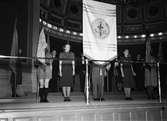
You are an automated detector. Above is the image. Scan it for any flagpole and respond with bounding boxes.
[85,59,89,104]
[36,71,39,103]
[157,62,162,103]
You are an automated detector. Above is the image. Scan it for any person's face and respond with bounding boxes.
[19,49,22,54]
[114,62,119,67]
[64,44,70,52]
[137,54,141,60]
[45,48,49,55]
[52,50,56,57]
[123,49,129,57]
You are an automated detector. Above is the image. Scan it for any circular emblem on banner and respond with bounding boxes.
[92,18,110,39]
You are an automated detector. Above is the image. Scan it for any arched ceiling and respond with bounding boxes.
[40,0,167,35]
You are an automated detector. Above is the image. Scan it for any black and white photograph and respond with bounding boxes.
[0,0,167,121]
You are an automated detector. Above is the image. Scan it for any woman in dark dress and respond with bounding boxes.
[134,54,144,91]
[59,44,75,101]
[49,50,59,92]
[16,49,22,85]
[78,54,86,92]
[120,49,136,100]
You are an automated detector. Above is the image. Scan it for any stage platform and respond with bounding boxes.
[0,92,167,121]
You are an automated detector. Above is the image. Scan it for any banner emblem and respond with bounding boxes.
[92,18,110,39]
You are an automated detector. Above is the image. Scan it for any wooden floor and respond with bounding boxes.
[0,92,167,121]
[0,91,151,103]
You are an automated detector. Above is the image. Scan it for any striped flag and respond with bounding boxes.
[83,0,117,64]
[36,27,47,64]
[10,19,18,64]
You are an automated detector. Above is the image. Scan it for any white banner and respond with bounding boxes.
[37,27,47,64]
[83,0,117,64]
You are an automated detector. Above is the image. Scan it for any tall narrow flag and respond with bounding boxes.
[83,0,117,64]
[10,19,18,64]
[36,27,47,64]
[145,38,151,87]
[145,39,151,63]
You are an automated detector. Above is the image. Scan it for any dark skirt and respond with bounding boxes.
[122,68,135,88]
[59,64,73,87]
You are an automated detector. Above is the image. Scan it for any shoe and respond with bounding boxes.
[16,94,20,97]
[125,97,133,100]
[64,97,67,102]
[128,97,133,100]
[40,96,45,103]
[64,97,70,102]
[44,99,49,103]
[67,97,71,101]
[94,98,100,101]
[100,98,105,101]
[40,99,45,102]
[125,97,128,100]
[43,88,49,103]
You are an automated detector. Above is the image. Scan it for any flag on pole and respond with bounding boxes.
[145,38,151,87]
[83,0,117,64]
[10,19,18,64]
[145,39,151,63]
[36,27,47,64]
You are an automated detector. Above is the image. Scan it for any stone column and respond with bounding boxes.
[27,0,40,93]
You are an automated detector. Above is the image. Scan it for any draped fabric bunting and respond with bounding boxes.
[36,27,47,64]
[83,0,117,64]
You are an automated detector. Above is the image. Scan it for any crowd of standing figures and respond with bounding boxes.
[9,44,165,103]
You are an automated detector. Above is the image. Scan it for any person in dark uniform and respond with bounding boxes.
[9,65,16,97]
[120,49,136,100]
[59,44,75,101]
[134,54,144,91]
[13,49,25,97]
[78,54,86,92]
[113,60,123,92]
[49,50,59,92]
[16,49,22,86]
[91,61,111,101]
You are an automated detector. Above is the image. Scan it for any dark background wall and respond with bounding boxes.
[0,0,28,56]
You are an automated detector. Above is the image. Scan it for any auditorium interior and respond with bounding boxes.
[0,0,167,121]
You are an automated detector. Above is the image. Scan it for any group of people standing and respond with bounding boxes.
[113,49,159,100]
[9,44,159,102]
[36,43,135,103]
[37,43,112,102]
[111,49,136,100]
[37,44,75,102]
[36,44,160,102]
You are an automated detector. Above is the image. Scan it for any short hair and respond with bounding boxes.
[123,49,129,54]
